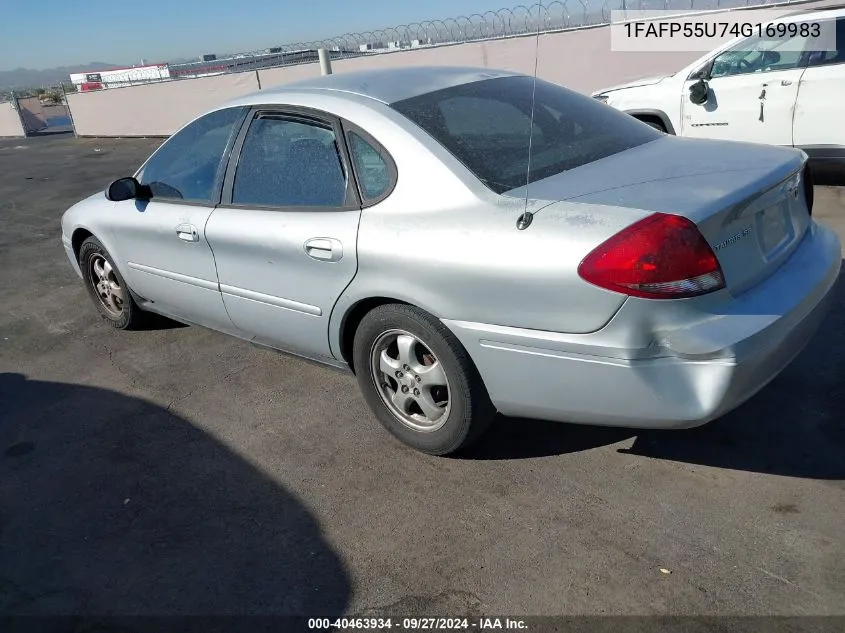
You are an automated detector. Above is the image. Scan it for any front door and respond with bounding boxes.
[110,106,247,330]
[681,32,809,146]
[205,108,363,361]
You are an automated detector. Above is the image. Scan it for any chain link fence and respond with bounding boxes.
[78,0,804,89]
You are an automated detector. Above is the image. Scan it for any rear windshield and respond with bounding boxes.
[390,76,660,194]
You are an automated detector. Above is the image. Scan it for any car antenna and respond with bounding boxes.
[517,4,542,232]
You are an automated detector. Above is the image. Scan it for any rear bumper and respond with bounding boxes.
[443,222,841,429]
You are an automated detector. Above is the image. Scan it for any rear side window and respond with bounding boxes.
[348,132,392,201]
[390,76,659,194]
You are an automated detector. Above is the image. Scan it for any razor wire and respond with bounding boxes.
[84,0,803,87]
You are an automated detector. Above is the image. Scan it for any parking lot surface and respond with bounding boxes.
[1,135,843,623]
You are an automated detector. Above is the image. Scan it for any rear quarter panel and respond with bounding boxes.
[332,194,639,356]
[315,94,651,359]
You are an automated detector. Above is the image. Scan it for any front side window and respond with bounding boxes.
[710,32,811,78]
[390,76,659,194]
[232,115,347,208]
[348,132,392,201]
[137,107,244,203]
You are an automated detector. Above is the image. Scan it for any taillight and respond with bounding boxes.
[577,213,725,299]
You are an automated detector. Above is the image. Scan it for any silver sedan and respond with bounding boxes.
[60,66,841,455]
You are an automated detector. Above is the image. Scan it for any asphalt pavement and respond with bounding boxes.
[1,134,843,629]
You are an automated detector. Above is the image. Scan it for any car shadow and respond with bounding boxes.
[0,373,350,630]
[464,263,845,480]
[142,311,189,330]
[464,415,634,461]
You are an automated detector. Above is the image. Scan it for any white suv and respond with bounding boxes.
[592,7,845,183]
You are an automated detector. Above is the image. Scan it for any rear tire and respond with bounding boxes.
[353,304,495,455]
[79,236,146,330]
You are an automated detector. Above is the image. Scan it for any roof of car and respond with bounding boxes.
[250,66,526,105]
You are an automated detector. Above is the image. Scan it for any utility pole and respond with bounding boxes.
[318,48,333,75]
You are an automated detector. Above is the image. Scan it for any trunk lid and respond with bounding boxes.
[508,136,810,297]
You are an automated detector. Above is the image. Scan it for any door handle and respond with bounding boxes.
[304,237,343,262]
[175,223,199,242]
[781,79,793,86]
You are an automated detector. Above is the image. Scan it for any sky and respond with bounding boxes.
[0,0,538,71]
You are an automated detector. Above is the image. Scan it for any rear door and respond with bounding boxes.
[204,107,363,361]
[681,32,809,145]
[792,17,845,156]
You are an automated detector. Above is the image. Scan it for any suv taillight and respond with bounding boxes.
[577,213,726,299]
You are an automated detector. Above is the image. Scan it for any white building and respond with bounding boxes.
[69,64,171,91]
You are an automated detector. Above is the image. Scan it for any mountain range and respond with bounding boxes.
[0,63,123,90]
[0,58,208,90]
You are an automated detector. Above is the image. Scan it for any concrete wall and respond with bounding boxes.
[65,0,838,137]
[67,71,260,137]
[324,28,703,96]
[257,63,323,91]
[0,102,25,137]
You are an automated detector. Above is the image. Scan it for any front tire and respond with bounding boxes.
[79,236,145,330]
[353,304,495,456]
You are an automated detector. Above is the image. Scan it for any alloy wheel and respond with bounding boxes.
[89,254,125,318]
[370,329,451,432]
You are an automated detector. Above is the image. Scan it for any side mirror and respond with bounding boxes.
[688,60,712,82]
[689,78,709,106]
[106,177,150,202]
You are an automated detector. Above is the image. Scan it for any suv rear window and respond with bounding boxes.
[390,76,660,194]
